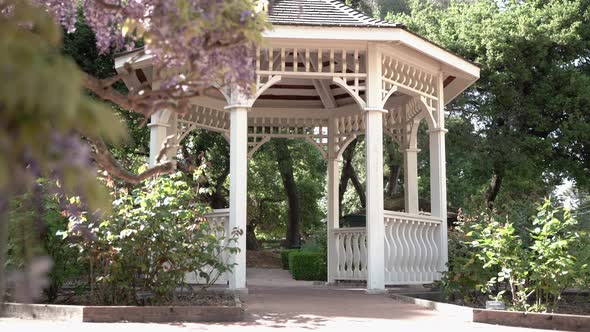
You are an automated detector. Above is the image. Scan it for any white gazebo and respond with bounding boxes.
[115,0,480,293]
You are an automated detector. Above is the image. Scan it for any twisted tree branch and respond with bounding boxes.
[88,136,178,184]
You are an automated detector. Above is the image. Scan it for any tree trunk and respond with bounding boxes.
[386,164,401,197]
[338,138,366,214]
[209,167,229,209]
[485,171,503,208]
[246,222,259,251]
[0,193,8,310]
[273,139,301,248]
[348,165,366,208]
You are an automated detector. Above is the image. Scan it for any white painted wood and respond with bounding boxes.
[383,211,441,284]
[364,42,385,291]
[327,117,340,283]
[184,209,230,285]
[332,227,367,280]
[263,26,480,79]
[228,105,249,290]
[331,211,441,284]
[429,73,448,273]
[148,110,172,167]
[403,148,420,214]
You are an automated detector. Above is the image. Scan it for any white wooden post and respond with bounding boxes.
[429,72,448,273]
[148,110,173,167]
[227,104,249,292]
[327,117,340,283]
[402,101,420,214]
[364,42,386,292]
[403,147,420,214]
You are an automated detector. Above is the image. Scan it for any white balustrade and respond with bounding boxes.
[383,210,441,284]
[331,210,442,284]
[333,227,367,280]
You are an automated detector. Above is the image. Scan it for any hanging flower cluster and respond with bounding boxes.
[30,0,268,105]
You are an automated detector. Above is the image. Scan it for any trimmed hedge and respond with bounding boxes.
[288,251,327,281]
[280,249,299,270]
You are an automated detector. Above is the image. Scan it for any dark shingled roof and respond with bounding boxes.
[267,0,404,28]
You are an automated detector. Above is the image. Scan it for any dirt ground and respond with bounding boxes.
[246,250,281,268]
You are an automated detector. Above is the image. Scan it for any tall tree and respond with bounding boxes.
[387,0,590,208]
[272,139,301,248]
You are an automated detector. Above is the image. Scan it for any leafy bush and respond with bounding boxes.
[280,249,299,270]
[300,224,327,253]
[443,199,589,312]
[288,251,326,281]
[64,171,241,305]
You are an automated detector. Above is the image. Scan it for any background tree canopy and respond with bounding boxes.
[357,0,590,210]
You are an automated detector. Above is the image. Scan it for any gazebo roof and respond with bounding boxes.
[267,0,403,28]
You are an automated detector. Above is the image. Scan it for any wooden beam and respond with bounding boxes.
[312,79,338,108]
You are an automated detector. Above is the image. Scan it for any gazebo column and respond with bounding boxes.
[403,147,420,214]
[326,117,340,284]
[429,73,449,273]
[148,109,174,167]
[227,104,249,293]
[364,42,386,292]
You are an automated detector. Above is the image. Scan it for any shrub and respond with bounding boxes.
[280,249,299,270]
[288,251,326,281]
[443,199,589,312]
[64,171,241,305]
[300,225,327,253]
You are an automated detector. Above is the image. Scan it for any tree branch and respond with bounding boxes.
[88,136,177,184]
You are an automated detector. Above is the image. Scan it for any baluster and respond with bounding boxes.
[281,48,286,72]
[352,232,361,278]
[412,221,420,282]
[384,219,392,281]
[293,48,298,72]
[417,222,427,282]
[354,49,359,93]
[341,49,346,74]
[427,224,436,280]
[339,233,346,277]
[305,48,310,72]
[330,49,335,73]
[360,231,368,278]
[393,219,402,283]
[318,48,323,73]
[345,233,353,278]
[402,219,411,282]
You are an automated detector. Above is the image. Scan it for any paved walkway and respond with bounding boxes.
[0,268,560,331]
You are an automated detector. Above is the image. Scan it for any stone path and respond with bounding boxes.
[0,268,560,331]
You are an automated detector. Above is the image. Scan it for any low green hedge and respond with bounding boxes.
[288,251,327,281]
[280,249,299,270]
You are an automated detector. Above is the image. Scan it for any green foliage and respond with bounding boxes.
[7,183,85,302]
[384,0,590,207]
[280,249,299,270]
[63,171,240,305]
[288,251,327,281]
[248,139,326,242]
[0,0,125,206]
[443,199,589,312]
[300,224,327,253]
